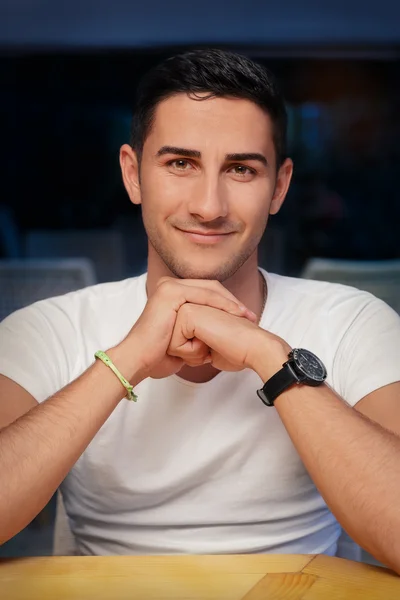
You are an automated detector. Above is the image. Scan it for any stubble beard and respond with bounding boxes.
[145,220,264,282]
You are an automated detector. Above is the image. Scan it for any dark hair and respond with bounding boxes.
[130,48,287,169]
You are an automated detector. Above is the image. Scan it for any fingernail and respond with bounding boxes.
[203,357,212,364]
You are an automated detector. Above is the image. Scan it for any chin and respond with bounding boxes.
[148,233,255,282]
[174,269,226,281]
[165,257,247,282]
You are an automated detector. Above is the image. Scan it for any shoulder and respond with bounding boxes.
[39,272,147,315]
[2,272,147,336]
[262,269,399,365]
[263,271,400,406]
[265,270,396,324]
[266,270,367,301]
[0,273,148,402]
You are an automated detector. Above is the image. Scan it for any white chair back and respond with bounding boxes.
[302,258,400,313]
[53,492,77,556]
[26,229,127,283]
[0,258,96,321]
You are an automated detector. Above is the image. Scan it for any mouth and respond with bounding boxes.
[176,228,234,245]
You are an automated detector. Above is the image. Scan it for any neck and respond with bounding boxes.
[145,245,266,383]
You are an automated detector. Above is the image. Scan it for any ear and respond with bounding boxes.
[119,144,142,206]
[269,158,294,215]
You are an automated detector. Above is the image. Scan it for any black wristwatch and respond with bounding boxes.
[257,348,327,407]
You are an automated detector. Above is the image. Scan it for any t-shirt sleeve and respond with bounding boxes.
[0,299,79,403]
[332,294,400,407]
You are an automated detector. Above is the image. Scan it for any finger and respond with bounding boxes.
[157,279,256,320]
[157,277,257,322]
[171,303,256,372]
[177,279,257,320]
[168,336,210,366]
[168,307,206,364]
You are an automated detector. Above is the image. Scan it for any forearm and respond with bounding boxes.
[273,382,400,571]
[0,342,141,544]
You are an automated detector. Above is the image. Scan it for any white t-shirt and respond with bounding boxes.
[0,270,399,556]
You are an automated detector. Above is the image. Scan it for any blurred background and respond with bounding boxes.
[0,0,399,559]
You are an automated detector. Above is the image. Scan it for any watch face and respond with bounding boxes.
[292,348,327,383]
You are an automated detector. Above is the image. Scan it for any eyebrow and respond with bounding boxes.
[156,146,201,159]
[226,153,268,167]
[156,146,268,167]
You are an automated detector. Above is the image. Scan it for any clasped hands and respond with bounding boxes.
[127,276,290,382]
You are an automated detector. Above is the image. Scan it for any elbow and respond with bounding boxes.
[383,556,400,577]
[384,527,400,575]
[387,551,400,577]
[368,541,400,576]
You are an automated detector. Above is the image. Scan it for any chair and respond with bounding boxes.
[336,529,362,561]
[26,229,127,283]
[301,258,400,313]
[0,258,96,552]
[53,492,77,556]
[0,258,96,322]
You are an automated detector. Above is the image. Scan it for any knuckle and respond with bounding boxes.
[156,278,176,296]
[180,302,193,316]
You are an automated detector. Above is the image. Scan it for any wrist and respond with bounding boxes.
[106,340,147,388]
[248,331,291,383]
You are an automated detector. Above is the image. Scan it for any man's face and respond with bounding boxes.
[123,94,292,281]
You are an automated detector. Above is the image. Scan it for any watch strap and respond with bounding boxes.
[257,362,299,406]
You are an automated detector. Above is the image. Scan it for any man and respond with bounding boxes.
[0,49,399,570]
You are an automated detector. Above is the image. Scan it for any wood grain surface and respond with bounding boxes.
[0,554,399,599]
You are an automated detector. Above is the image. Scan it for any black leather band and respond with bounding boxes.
[257,362,299,406]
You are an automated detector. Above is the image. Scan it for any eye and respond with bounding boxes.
[229,165,256,178]
[168,159,193,171]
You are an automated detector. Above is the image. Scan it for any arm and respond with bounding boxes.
[0,345,141,544]
[169,303,400,573]
[254,360,400,573]
[0,279,254,544]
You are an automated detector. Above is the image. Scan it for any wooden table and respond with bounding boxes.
[0,554,399,599]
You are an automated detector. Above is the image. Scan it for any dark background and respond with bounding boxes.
[2,47,399,276]
[1,0,400,278]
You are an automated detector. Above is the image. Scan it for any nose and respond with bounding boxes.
[187,171,228,222]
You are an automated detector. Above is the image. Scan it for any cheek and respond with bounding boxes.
[142,170,195,215]
[229,183,272,227]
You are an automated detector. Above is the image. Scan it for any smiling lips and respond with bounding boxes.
[177,228,234,244]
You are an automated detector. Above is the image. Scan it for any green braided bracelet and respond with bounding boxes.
[94,350,138,402]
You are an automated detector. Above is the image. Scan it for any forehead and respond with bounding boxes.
[145,93,275,159]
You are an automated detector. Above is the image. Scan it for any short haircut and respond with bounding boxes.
[130,48,287,169]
